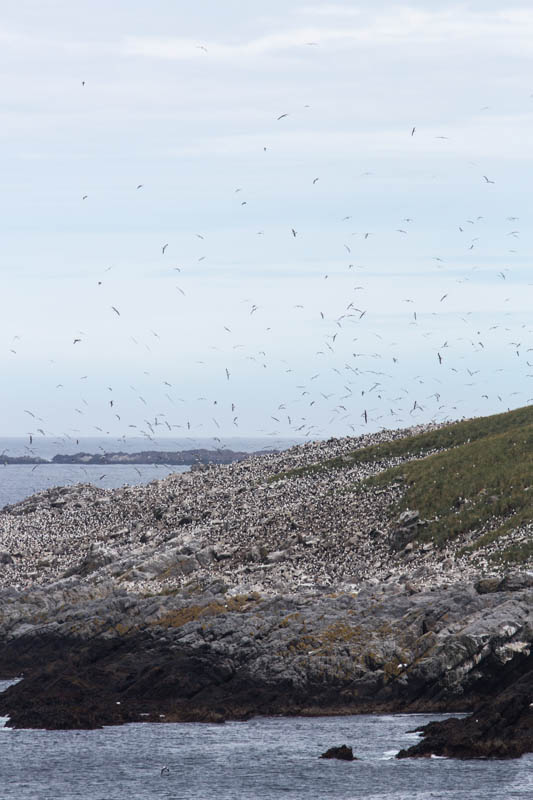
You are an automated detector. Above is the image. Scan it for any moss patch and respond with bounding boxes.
[152,595,258,629]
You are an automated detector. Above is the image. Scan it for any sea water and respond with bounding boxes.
[0,702,530,799]
[0,436,301,508]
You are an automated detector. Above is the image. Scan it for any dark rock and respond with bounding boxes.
[65,544,117,577]
[476,573,533,595]
[397,660,533,760]
[320,745,356,760]
[390,527,418,550]
[475,577,501,594]
[153,506,167,521]
[498,572,533,593]
[390,510,421,550]
[0,576,533,741]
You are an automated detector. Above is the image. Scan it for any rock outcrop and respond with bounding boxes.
[320,745,356,760]
[1,575,533,733]
[397,665,533,759]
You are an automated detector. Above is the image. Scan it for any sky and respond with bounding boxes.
[1,1,532,442]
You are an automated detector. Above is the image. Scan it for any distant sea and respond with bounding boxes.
[0,436,303,509]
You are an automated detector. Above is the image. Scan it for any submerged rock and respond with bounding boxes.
[320,745,356,761]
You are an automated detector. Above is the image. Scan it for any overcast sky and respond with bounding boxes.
[1,1,532,442]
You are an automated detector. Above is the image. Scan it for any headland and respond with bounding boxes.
[0,405,532,758]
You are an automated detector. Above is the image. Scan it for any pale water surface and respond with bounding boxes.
[0,705,530,799]
[0,463,187,509]
[0,436,300,508]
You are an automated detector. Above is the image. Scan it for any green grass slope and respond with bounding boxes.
[367,411,533,556]
[279,404,533,479]
[278,405,533,563]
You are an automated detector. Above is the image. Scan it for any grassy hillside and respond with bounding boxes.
[278,405,533,563]
[366,412,532,557]
[279,405,533,479]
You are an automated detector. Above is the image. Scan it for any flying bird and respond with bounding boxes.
[111,306,120,316]
[483,175,495,184]
[277,113,289,120]
[162,243,168,254]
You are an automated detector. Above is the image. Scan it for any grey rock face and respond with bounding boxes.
[498,572,533,592]
[66,544,118,578]
[390,509,422,550]
[1,576,533,722]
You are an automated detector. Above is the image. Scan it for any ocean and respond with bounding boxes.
[0,436,302,508]
[0,691,529,799]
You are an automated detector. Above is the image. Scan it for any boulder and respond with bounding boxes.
[397,664,533,760]
[320,745,356,761]
[498,573,533,593]
[68,544,118,577]
[475,577,501,595]
[397,510,420,527]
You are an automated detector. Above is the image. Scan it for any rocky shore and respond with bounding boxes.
[0,416,532,758]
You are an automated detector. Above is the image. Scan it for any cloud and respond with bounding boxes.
[120,30,329,60]
[296,4,364,17]
[119,9,533,62]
